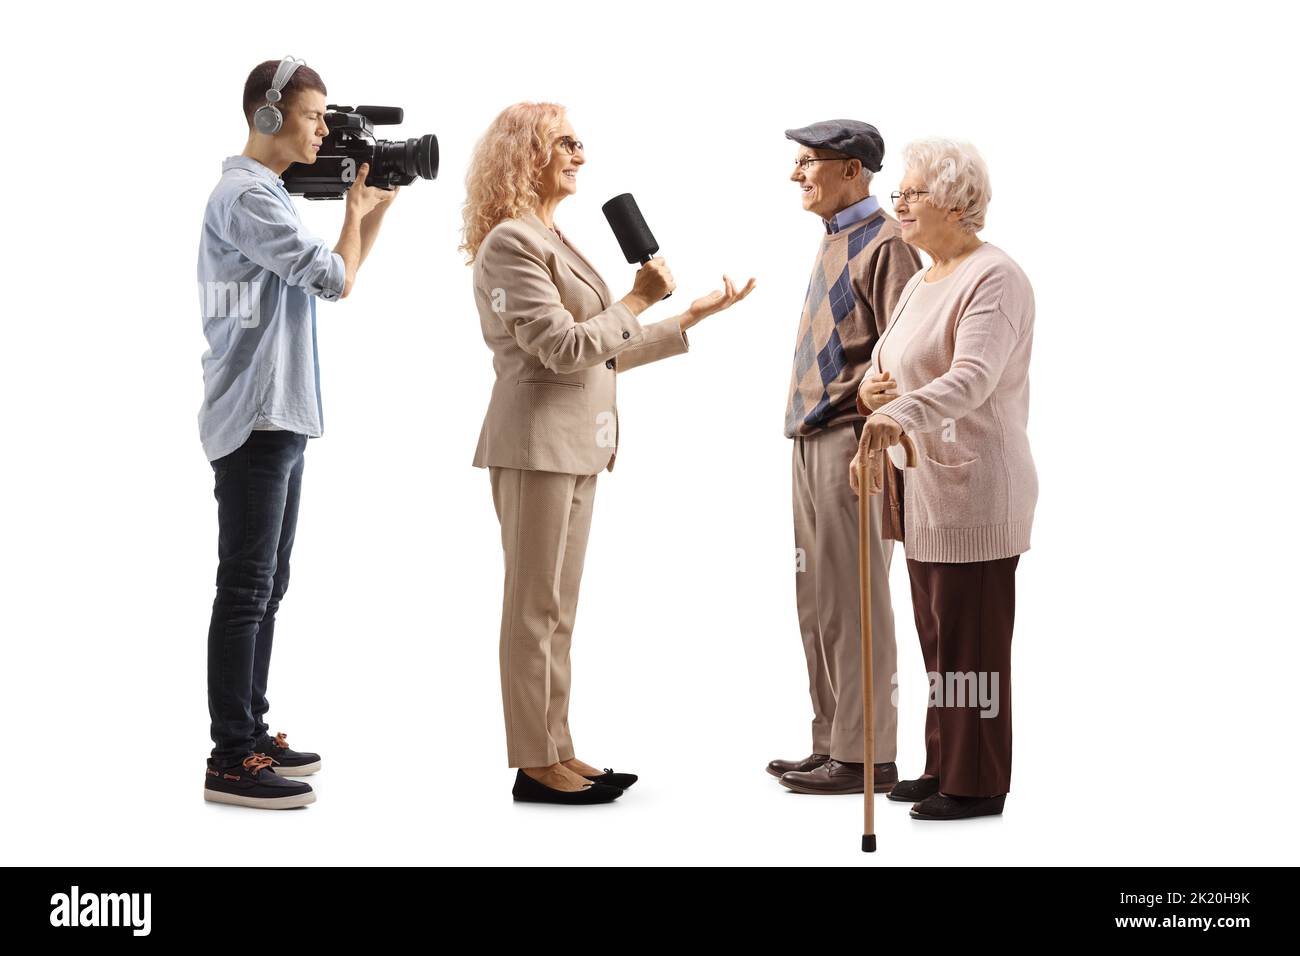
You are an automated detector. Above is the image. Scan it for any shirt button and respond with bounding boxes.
[605,359,615,369]
[622,330,631,339]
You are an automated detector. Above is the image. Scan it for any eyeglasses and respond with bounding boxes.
[890,189,930,205]
[556,136,584,156]
[794,157,850,172]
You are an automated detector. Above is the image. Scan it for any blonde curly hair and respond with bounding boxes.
[460,102,568,262]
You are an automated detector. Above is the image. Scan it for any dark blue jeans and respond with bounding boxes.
[206,430,307,765]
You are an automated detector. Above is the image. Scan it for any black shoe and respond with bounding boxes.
[253,731,321,776]
[512,769,623,805]
[204,753,315,810]
[909,792,1006,820]
[581,768,638,789]
[766,753,829,779]
[887,774,942,803]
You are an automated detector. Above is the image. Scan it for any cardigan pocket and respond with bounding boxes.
[924,450,979,469]
[919,454,981,527]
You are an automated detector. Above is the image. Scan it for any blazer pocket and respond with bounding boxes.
[517,379,585,389]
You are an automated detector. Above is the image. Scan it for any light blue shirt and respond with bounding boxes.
[196,156,345,461]
[824,194,881,234]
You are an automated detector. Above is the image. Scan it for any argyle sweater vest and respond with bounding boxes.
[784,210,917,438]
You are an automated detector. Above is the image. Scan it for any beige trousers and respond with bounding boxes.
[792,423,898,763]
[489,466,597,768]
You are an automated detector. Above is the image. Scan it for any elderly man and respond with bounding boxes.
[769,120,922,795]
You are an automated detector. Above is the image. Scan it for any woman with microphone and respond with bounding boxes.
[462,102,754,805]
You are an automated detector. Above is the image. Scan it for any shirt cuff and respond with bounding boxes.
[316,252,346,301]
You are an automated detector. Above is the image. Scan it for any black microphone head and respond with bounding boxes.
[602,193,659,264]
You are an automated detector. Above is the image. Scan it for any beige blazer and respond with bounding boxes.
[471,212,689,474]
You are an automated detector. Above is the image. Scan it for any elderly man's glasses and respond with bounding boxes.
[556,136,584,155]
[891,189,930,205]
[794,157,850,172]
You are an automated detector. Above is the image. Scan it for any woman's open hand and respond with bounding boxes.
[680,274,757,331]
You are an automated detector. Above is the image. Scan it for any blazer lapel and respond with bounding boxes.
[522,212,611,309]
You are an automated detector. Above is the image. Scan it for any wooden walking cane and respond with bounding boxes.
[857,430,917,853]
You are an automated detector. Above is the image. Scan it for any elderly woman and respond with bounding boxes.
[853,138,1036,820]
[462,102,754,805]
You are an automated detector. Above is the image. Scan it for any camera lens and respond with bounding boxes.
[412,135,438,181]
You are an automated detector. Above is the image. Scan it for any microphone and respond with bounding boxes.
[353,105,405,125]
[602,193,671,299]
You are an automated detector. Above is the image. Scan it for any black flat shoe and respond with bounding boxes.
[909,792,1006,820]
[887,775,941,802]
[512,769,623,805]
[581,768,638,789]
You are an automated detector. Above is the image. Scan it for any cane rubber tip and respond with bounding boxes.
[862,834,876,853]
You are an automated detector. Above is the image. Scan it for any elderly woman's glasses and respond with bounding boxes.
[794,157,849,172]
[891,189,930,205]
[556,136,584,156]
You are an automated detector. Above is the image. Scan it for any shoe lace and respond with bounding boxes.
[273,732,290,750]
[242,753,275,776]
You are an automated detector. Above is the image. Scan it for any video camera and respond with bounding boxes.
[283,105,437,199]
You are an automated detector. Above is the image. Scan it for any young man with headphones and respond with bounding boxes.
[197,57,397,809]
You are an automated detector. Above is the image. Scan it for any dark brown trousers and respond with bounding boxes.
[906,555,1020,797]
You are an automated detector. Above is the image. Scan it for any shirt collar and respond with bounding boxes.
[824,194,880,235]
[223,155,286,188]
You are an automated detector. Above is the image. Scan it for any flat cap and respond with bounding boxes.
[785,119,885,173]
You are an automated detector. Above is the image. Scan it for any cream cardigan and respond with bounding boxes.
[866,242,1037,563]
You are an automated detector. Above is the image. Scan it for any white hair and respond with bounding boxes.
[902,138,991,233]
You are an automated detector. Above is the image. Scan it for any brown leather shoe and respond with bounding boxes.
[779,760,898,794]
[766,753,829,778]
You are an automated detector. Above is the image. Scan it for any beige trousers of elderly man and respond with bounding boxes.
[792,422,898,769]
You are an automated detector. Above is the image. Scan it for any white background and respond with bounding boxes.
[2,0,1296,866]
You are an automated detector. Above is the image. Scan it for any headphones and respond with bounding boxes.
[253,56,307,135]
